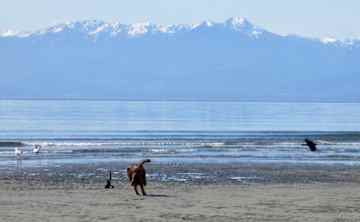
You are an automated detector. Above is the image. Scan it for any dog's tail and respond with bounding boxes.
[139,159,151,166]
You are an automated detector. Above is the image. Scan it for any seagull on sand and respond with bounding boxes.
[14,148,23,159]
[33,145,41,154]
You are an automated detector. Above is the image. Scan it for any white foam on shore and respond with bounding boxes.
[230,176,260,182]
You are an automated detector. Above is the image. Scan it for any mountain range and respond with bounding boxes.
[1,17,359,101]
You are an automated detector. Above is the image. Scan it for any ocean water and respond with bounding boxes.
[1,100,360,170]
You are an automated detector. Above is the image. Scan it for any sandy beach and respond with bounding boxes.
[1,182,360,222]
[1,162,360,222]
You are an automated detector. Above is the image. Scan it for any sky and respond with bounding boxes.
[0,0,359,39]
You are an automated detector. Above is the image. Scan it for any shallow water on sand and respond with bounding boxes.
[1,100,360,172]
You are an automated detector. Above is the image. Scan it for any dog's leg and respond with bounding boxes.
[142,170,147,186]
[140,184,147,196]
[134,185,140,195]
[130,172,137,186]
[127,168,133,182]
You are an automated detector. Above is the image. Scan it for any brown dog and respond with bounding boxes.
[127,159,151,195]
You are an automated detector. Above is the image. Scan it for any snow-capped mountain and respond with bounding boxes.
[1,17,359,101]
[1,17,270,39]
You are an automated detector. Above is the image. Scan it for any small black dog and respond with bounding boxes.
[104,171,114,189]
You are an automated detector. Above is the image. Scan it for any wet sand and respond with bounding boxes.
[3,162,360,185]
[1,182,360,222]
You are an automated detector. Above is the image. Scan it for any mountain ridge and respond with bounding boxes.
[0,17,359,101]
[1,17,358,45]
[0,17,263,38]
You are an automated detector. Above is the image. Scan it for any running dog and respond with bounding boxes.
[127,159,151,195]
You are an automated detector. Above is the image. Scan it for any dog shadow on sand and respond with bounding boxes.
[146,194,172,198]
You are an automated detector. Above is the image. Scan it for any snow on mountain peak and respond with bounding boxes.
[321,37,338,44]
[128,21,153,36]
[1,17,259,39]
[228,17,246,24]
[224,17,266,38]
[192,20,215,29]
[88,23,110,36]
[0,29,31,38]
[1,30,19,37]
[319,37,360,48]
[3,17,355,45]
[226,17,252,29]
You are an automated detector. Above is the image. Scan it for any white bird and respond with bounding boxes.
[33,145,41,154]
[14,148,23,159]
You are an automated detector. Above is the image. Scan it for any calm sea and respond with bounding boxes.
[1,100,360,168]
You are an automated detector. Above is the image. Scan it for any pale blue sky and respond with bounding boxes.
[1,0,359,39]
